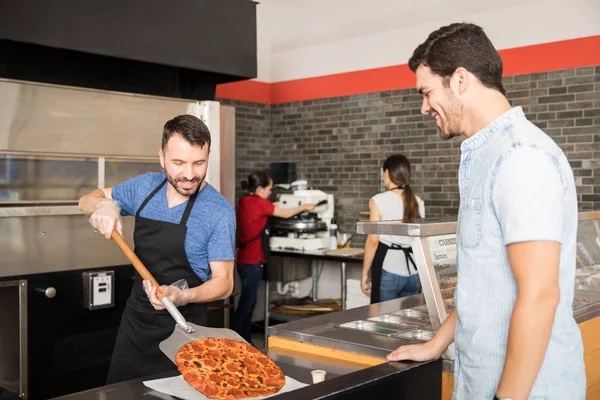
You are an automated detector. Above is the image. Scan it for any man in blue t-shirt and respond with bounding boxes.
[79,114,235,384]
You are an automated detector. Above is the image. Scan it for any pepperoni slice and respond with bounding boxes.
[226,351,238,359]
[257,356,270,365]
[247,365,258,374]
[204,359,217,368]
[227,388,241,397]
[244,355,254,364]
[179,352,192,361]
[226,363,239,373]
[209,373,222,384]
[191,343,204,353]
[183,372,197,382]
[227,376,240,386]
[204,384,219,396]
[205,339,217,347]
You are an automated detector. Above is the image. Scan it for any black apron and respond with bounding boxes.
[369,241,418,304]
[106,178,207,384]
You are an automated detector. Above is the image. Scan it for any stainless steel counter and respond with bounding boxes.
[269,295,427,360]
[268,293,600,374]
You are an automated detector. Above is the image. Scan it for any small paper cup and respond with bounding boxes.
[311,370,327,384]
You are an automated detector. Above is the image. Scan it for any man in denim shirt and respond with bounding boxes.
[387,23,586,399]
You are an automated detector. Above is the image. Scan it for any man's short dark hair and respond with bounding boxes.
[162,114,211,150]
[408,23,506,96]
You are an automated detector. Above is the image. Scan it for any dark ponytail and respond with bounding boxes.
[241,170,271,193]
[382,154,421,220]
[401,185,420,220]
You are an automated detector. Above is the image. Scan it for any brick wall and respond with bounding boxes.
[225,66,600,242]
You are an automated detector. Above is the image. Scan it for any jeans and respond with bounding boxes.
[379,269,421,302]
[233,263,263,343]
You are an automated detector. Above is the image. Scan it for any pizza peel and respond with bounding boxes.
[111,231,247,365]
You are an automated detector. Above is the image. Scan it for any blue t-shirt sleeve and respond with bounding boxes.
[111,174,148,216]
[491,146,565,245]
[207,208,236,262]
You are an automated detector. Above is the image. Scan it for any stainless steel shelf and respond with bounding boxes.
[356,211,600,237]
[0,205,82,218]
[356,218,457,236]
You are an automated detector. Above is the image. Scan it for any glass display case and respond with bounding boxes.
[356,211,600,361]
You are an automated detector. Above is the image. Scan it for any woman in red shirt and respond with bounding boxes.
[233,171,316,343]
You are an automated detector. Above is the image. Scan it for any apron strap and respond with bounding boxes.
[136,178,168,217]
[389,243,418,274]
[180,189,199,225]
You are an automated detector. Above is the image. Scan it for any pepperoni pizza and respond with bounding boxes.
[176,338,286,399]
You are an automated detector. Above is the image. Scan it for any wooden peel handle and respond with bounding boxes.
[111,230,164,301]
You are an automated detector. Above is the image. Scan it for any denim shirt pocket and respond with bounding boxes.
[458,198,482,248]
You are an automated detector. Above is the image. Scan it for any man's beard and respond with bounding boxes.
[439,91,464,140]
[439,113,463,140]
[166,173,205,197]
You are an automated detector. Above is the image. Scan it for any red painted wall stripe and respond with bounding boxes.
[501,35,600,76]
[215,79,271,104]
[216,35,600,104]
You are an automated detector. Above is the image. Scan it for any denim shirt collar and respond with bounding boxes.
[461,106,525,152]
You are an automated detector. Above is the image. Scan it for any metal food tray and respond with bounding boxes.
[411,304,429,313]
[393,329,434,342]
[336,320,415,337]
[390,308,430,321]
[368,314,428,327]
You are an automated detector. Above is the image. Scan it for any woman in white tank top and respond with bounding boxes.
[361,154,425,303]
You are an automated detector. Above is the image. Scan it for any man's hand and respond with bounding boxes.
[388,309,457,363]
[89,199,123,239]
[361,274,371,296]
[387,340,443,362]
[143,279,191,310]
